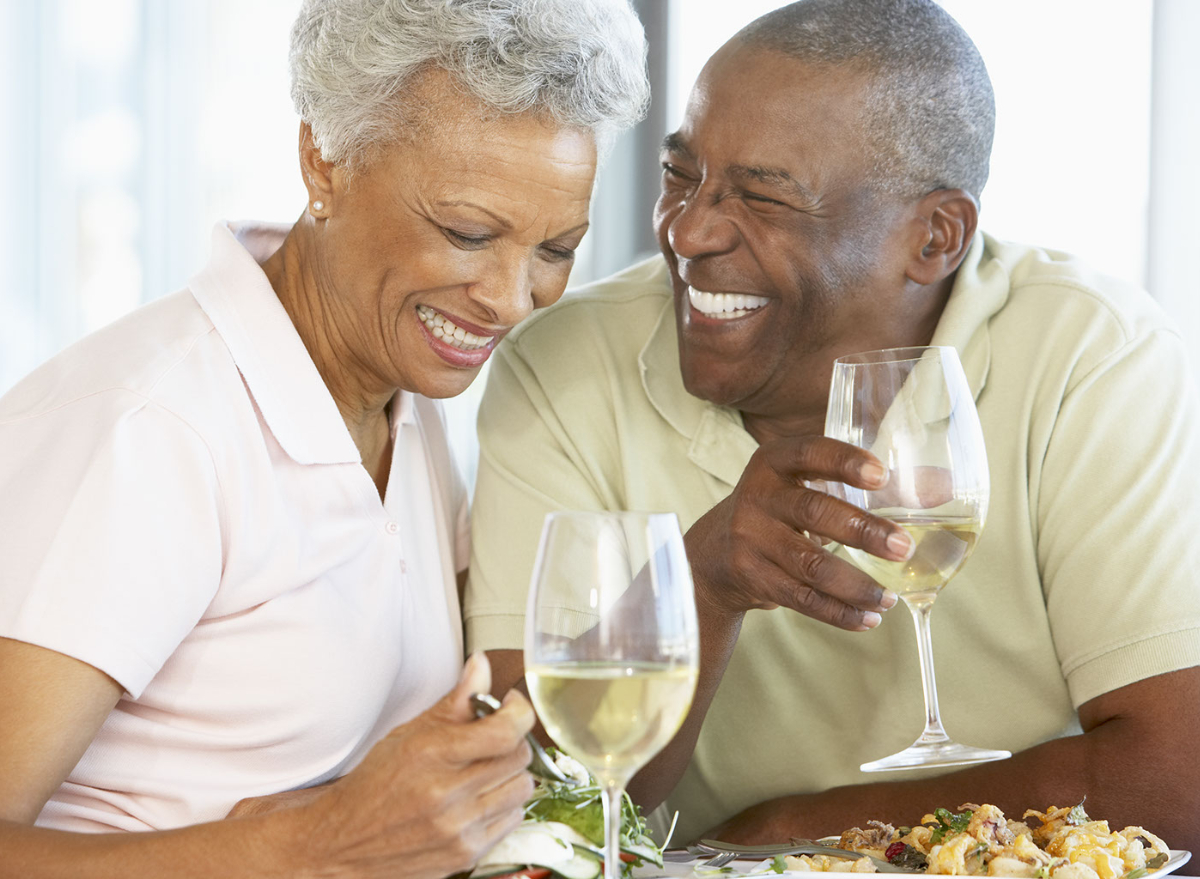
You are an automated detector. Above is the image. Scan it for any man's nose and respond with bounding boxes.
[667,189,739,259]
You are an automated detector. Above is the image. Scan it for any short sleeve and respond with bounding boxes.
[0,391,224,697]
[464,344,610,653]
[1037,329,1200,706]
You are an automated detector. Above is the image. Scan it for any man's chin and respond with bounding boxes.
[680,361,755,409]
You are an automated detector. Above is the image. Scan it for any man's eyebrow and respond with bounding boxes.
[729,164,817,203]
[660,132,692,158]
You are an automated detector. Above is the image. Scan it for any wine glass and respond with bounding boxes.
[525,511,699,879]
[825,346,1010,772]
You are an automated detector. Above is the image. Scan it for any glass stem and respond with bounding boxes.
[601,782,624,879]
[906,597,950,744]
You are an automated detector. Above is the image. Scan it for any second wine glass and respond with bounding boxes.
[825,346,1010,772]
[524,511,699,879]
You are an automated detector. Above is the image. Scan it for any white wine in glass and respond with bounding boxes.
[525,512,699,879]
[826,346,1010,772]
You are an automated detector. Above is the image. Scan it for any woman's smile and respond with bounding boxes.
[415,303,500,367]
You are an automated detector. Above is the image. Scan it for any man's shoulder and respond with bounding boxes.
[505,255,673,363]
[988,236,1172,344]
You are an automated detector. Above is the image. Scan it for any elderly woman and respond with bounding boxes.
[0,0,647,875]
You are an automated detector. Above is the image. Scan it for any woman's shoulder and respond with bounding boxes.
[0,290,235,429]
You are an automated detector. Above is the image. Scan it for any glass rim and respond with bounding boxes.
[832,345,959,367]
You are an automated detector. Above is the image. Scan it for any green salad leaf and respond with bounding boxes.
[929,807,974,844]
[1066,800,1090,826]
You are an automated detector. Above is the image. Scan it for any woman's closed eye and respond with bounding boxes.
[538,243,577,263]
[443,227,492,249]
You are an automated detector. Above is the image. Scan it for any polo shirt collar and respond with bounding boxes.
[928,231,1009,400]
[187,221,363,465]
[637,234,1009,487]
[638,268,759,488]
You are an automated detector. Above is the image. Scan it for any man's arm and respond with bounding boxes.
[707,666,1200,854]
[487,435,913,810]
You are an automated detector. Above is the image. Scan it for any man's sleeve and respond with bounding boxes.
[0,392,224,698]
[464,342,616,653]
[1037,329,1200,707]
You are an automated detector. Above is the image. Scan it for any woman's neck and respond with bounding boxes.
[260,220,395,460]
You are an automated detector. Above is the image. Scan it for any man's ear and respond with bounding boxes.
[298,121,336,218]
[904,189,979,286]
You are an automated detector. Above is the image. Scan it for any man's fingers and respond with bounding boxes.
[768,528,893,613]
[769,482,911,561]
[764,435,888,488]
[747,549,887,631]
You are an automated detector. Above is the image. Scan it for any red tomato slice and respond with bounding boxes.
[487,869,552,879]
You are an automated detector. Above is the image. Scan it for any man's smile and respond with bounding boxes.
[686,285,771,320]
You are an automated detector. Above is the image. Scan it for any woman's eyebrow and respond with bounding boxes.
[435,200,512,230]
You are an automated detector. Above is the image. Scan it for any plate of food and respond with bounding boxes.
[470,750,665,879]
[676,802,1189,879]
[470,752,1189,879]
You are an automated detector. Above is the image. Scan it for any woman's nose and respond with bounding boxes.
[471,253,535,327]
[667,190,739,259]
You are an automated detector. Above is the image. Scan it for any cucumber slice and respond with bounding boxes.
[546,852,602,879]
[470,864,525,879]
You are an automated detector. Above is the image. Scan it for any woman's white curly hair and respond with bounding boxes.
[289,0,650,170]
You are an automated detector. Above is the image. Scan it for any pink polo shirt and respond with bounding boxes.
[0,222,468,831]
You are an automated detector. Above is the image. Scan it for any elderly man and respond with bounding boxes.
[465,0,1200,852]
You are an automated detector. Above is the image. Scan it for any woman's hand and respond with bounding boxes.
[281,652,536,879]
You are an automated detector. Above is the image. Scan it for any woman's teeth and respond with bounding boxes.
[688,286,770,319]
[417,305,494,351]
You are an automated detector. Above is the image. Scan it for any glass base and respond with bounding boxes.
[860,738,1011,773]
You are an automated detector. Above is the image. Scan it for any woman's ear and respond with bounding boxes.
[299,121,336,218]
[904,189,979,286]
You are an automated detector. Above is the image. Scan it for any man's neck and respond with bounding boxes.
[738,274,954,447]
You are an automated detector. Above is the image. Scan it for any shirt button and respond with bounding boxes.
[385,521,400,535]
[399,560,407,574]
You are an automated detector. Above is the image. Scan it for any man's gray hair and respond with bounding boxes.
[737,0,995,200]
[290,0,649,170]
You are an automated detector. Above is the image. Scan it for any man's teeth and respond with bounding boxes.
[687,286,770,319]
[417,305,494,351]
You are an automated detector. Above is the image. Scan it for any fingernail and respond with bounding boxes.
[461,651,490,684]
[860,460,886,485]
[880,590,898,610]
[862,611,882,628]
[887,530,913,559]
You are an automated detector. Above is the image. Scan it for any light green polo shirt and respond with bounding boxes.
[465,233,1200,841]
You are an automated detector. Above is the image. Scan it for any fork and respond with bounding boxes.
[660,848,747,867]
[469,693,578,785]
[701,852,740,869]
[695,840,906,873]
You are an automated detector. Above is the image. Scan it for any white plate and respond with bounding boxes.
[641,849,1192,879]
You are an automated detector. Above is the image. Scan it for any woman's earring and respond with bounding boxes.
[311,200,325,213]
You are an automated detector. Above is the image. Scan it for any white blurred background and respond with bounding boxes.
[1,0,1196,484]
